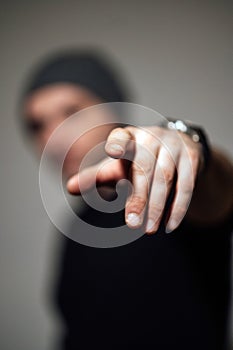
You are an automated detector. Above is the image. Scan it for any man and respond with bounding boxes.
[21,49,233,349]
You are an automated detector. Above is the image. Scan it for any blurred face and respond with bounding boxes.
[23,83,114,179]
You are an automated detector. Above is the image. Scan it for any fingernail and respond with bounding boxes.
[67,177,76,188]
[165,227,173,234]
[165,219,177,234]
[108,143,124,155]
[127,213,141,228]
[145,219,155,233]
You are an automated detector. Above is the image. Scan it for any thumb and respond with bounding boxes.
[66,158,125,195]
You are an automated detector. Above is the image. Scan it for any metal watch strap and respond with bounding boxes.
[160,118,211,172]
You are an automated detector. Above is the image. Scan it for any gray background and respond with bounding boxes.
[0,0,232,349]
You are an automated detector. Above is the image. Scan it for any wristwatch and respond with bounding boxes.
[160,118,211,172]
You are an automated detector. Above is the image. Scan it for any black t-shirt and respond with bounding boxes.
[55,204,233,350]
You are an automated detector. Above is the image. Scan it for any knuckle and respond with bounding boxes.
[136,129,157,147]
[132,162,145,174]
[188,147,200,163]
[150,125,164,137]
[149,203,164,215]
[127,195,147,213]
[156,172,167,186]
[161,166,174,185]
[111,127,125,135]
[132,160,152,175]
[110,127,130,140]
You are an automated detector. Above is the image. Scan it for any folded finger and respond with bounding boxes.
[145,146,177,234]
[105,127,133,158]
[125,137,157,229]
[165,152,197,233]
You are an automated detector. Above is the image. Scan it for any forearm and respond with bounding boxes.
[186,146,233,226]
